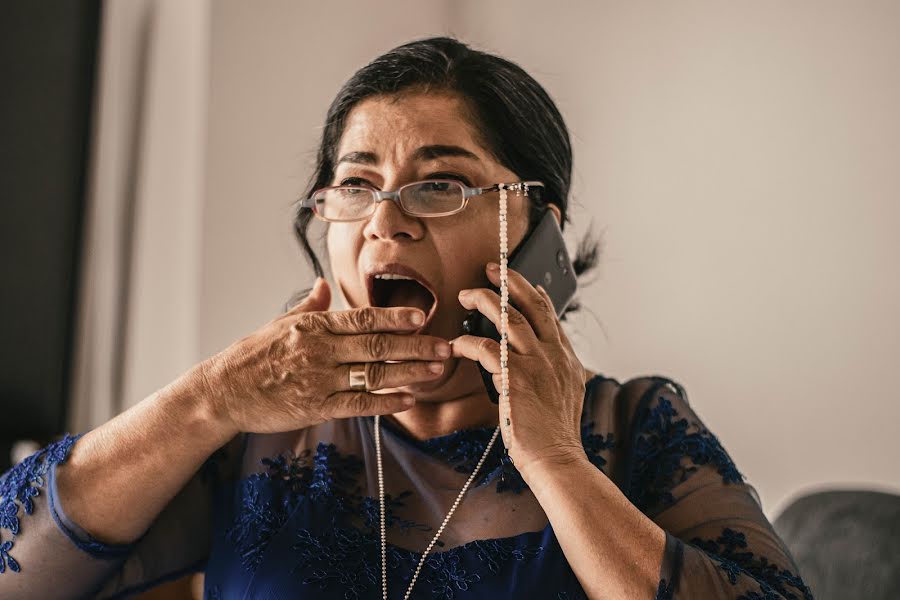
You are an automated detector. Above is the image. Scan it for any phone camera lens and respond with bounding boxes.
[556,249,566,268]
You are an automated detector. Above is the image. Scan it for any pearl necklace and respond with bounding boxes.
[374,182,521,599]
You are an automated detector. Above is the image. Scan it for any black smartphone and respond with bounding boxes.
[460,209,577,404]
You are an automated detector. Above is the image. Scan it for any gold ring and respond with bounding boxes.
[348,364,368,391]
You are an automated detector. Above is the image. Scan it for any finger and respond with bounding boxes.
[448,334,502,373]
[537,284,577,354]
[287,277,331,314]
[457,288,535,353]
[337,359,445,391]
[329,332,451,363]
[491,371,510,396]
[326,390,416,420]
[299,305,427,335]
[486,264,559,342]
[283,287,312,313]
[535,284,566,341]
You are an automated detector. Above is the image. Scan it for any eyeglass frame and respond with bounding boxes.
[298,179,546,222]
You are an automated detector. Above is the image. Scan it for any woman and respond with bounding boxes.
[0,37,812,599]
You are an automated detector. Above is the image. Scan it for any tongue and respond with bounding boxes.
[385,280,434,313]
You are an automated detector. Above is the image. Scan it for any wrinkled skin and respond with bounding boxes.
[199,91,590,473]
[324,92,588,472]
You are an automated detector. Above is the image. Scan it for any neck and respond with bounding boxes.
[383,359,597,442]
[383,359,499,441]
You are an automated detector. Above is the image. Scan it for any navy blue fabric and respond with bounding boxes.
[0,374,815,599]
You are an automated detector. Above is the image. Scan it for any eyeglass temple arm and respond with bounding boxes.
[466,181,545,197]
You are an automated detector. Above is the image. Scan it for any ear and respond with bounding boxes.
[547,203,561,225]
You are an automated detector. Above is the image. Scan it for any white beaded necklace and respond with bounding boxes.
[374,182,522,599]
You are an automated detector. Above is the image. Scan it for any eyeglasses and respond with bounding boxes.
[298,179,545,222]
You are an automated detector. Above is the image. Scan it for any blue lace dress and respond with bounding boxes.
[0,374,814,599]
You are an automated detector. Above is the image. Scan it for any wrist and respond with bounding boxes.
[156,364,240,446]
[518,445,589,486]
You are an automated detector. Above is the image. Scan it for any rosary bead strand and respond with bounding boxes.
[376,182,516,599]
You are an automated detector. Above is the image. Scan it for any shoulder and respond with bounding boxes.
[577,373,693,483]
[604,375,746,512]
[582,371,689,430]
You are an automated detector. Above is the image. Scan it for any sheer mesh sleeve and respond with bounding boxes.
[0,430,247,599]
[617,376,815,600]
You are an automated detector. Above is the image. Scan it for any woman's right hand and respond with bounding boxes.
[189,277,449,435]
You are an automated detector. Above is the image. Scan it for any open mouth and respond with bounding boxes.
[366,266,438,333]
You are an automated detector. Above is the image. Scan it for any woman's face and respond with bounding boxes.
[325,92,558,396]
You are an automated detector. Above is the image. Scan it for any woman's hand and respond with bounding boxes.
[450,262,587,479]
[186,277,451,436]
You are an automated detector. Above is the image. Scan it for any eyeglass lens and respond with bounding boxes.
[313,180,466,221]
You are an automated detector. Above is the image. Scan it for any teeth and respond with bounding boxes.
[374,273,416,281]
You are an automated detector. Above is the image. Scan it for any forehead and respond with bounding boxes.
[336,93,489,163]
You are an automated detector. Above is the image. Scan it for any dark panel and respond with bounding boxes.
[0,0,102,448]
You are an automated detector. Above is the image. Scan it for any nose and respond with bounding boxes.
[362,193,424,242]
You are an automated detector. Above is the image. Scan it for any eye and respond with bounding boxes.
[426,172,472,187]
[339,176,377,188]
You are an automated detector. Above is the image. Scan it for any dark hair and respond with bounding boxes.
[292,36,600,319]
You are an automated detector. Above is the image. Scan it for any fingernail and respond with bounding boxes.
[487,262,499,271]
[436,342,451,358]
[403,395,416,406]
[410,310,425,326]
[428,361,444,373]
[458,289,471,298]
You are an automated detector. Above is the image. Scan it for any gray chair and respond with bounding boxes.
[773,489,900,600]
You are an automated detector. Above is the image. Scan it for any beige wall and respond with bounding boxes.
[202,1,900,519]
[70,0,212,430]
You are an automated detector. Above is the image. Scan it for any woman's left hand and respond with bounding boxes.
[450,261,587,480]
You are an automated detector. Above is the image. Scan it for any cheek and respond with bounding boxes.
[433,211,498,263]
[326,224,361,272]
[457,198,530,254]
[432,201,530,274]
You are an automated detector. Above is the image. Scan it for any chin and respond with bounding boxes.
[407,367,452,392]
[399,356,462,395]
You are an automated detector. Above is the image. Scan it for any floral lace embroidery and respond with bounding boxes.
[689,527,814,600]
[0,433,82,574]
[291,521,396,598]
[292,516,544,600]
[0,540,18,575]
[228,442,548,598]
[359,493,434,535]
[581,426,616,472]
[227,442,431,573]
[396,419,616,497]
[226,482,293,572]
[370,375,615,497]
[627,393,744,512]
[401,424,512,490]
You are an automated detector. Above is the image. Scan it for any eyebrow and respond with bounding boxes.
[414,144,481,162]
[336,151,377,166]
[336,144,481,166]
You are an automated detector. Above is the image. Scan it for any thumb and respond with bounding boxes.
[301,277,331,311]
